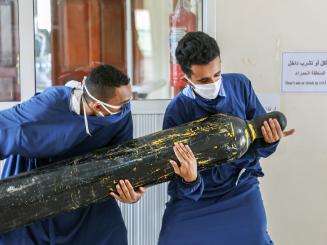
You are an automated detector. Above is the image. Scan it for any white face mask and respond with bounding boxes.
[185,75,222,100]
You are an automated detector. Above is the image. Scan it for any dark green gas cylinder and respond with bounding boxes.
[0,111,287,234]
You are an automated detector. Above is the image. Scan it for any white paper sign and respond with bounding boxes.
[257,93,280,113]
[282,52,327,92]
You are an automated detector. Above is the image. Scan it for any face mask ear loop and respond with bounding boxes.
[81,94,92,136]
[97,111,105,117]
[83,79,122,110]
[100,102,116,115]
[184,75,195,89]
[185,75,201,97]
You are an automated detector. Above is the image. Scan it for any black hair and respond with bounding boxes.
[175,31,220,77]
[85,64,130,100]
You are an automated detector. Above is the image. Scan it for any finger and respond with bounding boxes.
[170,160,181,175]
[110,192,123,202]
[178,143,192,161]
[283,128,295,137]
[131,192,141,203]
[263,121,274,141]
[175,143,189,161]
[177,143,193,166]
[138,187,147,194]
[125,180,137,200]
[173,145,187,165]
[269,118,279,141]
[185,145,195,158]
[274,119,283,139]
[125,180,135,193]
[261,126,270,143]
[119,180,132,201]
[116,183,127,200]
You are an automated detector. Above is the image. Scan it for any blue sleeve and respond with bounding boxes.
[243,75,279,158]
[175,175,204,201]
[163,99,204,201]
[0,88,84,159]
[0,95,60,159]
[0,107,18,159]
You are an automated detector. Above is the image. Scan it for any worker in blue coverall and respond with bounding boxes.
[0,65,146,245]
[158,31,295,245]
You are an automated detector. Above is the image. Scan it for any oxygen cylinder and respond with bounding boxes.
[0,111,287,234]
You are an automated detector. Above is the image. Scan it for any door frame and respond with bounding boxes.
[0,0,36,110]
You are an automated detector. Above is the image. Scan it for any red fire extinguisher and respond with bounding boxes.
[169,0,196,96]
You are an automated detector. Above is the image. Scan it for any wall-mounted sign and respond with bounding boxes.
[282,52,327,92]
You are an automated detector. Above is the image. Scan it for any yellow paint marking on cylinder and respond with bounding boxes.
[247,123,257,141]
[198,159,210,165]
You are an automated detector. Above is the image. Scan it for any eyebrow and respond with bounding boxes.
[196,71,221,83]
